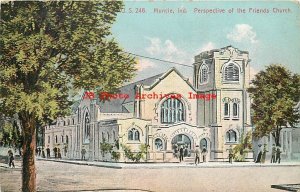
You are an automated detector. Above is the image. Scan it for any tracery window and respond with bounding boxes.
[128,128,140,141]
[199,64,208,84]
[83,112,90,143]
[161,98,184,124]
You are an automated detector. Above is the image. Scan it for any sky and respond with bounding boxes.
[111,1,300,82]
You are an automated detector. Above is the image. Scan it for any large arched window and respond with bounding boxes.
[128,128,140,141]
[199,64,208,84]
[226,130,237,143]
[83,112,90,143]
[161,98,185,124]
[224,63,239,82]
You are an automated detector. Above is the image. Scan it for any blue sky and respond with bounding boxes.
[112,1,300,82]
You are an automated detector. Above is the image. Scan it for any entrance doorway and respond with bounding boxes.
[200,138,208,150]
[171,134,192,157]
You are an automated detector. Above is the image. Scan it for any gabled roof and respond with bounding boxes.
[97,73,163,113]
[92,68,196,113]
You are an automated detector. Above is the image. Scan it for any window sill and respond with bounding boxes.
[224,117,230,120]
[222,81,240,84]
[225,142,238,144]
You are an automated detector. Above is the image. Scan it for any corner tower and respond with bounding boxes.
[193,46,252,161]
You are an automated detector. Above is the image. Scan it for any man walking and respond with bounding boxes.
[81,147,86,160]
[46,146,50,158]
[276,146,281,164]
[179,146,184,162]
[201,145,207,163]
[271,144,276,163]
[195,145,200,165]
[8,151,15,168]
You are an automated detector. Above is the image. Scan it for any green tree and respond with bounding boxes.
[0,118,22,152]
[0,2,136,191]
[248,64,300,146]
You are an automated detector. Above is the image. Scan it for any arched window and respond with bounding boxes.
[226,130,237,143]
[83,112,90,143]
[55,135,58,143]
[107,132,110,143]
[72,118,75,125]
[233,103,239,118]
[224,103,230,118]
[128,128,140,141]
[66,135,69,144]
[155,138,163,151]
[224,63,239,82]
[199,64,208,84]
[61,135,64,143]
[161,98,184,124]
[67,119,70,125]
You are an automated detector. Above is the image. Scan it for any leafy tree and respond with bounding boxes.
[248,64,300,146]
[0,118,22,152]
[233,131,252,162]
[0,1,136,191]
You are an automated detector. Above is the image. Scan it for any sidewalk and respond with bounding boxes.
[36,158,300,169]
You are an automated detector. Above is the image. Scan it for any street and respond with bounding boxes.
[0,160,300,192]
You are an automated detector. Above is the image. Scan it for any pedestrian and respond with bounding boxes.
[276,146,281,164]
[195,145,200,165]
[261,144,268,163]
[9,152,15,168]
[271,144,276,163]
[184,146,188,157]
[201,145,207,163]
[179,146,184,162]
[38,147,41,156]
[228,145,233,164]
[46,147,50,158]
[42,148,46,158]
[81,147,86,160]
[53,147,58,158]
[255,144,262,163]
[58,148,62,159]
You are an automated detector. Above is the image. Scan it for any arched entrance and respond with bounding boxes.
[200,138,207,150]
[171,134,192,157]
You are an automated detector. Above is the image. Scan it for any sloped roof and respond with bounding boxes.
[97,73,163,113]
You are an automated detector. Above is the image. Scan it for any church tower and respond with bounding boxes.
[193,46,252,161]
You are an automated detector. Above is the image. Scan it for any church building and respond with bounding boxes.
[44,46,253,162]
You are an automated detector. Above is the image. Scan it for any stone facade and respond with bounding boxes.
[44,46,254,162]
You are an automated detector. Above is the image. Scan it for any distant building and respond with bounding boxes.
[44,46,253,162]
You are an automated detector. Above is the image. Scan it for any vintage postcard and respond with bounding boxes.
[0,1,300,192]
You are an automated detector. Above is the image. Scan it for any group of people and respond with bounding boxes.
[194,145,208,165]
[255,144,281,164]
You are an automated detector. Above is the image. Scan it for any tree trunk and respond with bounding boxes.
[20,113,36,192]
[274,126,281,147]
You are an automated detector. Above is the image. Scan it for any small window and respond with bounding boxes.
[224,103,230,119]
[128,128,140,141]
[107,132,110,143]
[61,136,64,143]
[66,135,69,144]
[155,138,163,151]
[55,135,58,143]
[233,103,239,119]
[226,130,237,143]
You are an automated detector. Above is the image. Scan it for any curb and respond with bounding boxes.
[37,158,300,169]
